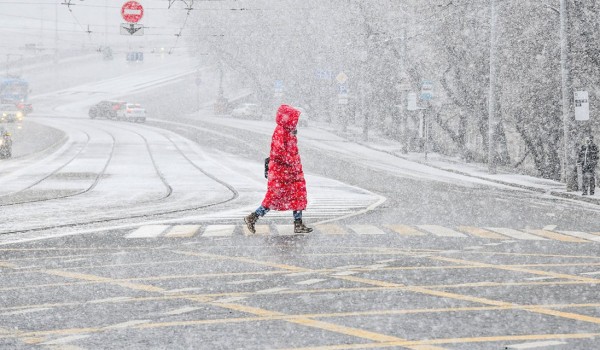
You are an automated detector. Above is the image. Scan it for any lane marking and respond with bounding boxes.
[417,225,466,237]
[213,296,247,304]
[276,225,297,236]
[40,334,90,345]
[243,224,270,236]
[524,229,588,243]
[580,271,600,276]
[558,231,600,242]
[226,279,262,285]
[161,307,202,316]
[202,225,235,237]
[256,287,289,294]
[103,320,151,330]
[348,225,387,235]
[457,226,507,240]
[385,225,425,236]
[314,224,347,235]
[507,340,568,349]
[486,228,546,240]
[125,225,169,238]
[331,271,358,276]
[543,225,557,231]
[295,279,327,285]
[164,225,200,238]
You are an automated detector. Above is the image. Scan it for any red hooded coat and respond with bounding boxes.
[261,105,308,211]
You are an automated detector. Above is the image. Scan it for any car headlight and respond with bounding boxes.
[16,112,23,118]
[0,139,3,146]
[2,113,6,117]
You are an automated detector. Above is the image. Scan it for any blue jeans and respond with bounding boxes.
[255,206,302,220]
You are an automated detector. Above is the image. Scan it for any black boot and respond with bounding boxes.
[294,219,313,234]
[244,212,259,234]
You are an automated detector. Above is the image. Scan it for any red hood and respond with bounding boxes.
[275,104,300,131]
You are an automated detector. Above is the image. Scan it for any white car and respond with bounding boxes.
[231,103,261,120]
[116,103,146,123]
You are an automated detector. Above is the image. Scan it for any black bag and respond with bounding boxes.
[264,157,270,179]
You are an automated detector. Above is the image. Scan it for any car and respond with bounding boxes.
[89,100,126,119]
[16,102,33,115]
[231,103,261,120]
[116,103,146,123]
[0,104,23,123]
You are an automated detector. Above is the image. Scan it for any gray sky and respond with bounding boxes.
[0,0,188,52]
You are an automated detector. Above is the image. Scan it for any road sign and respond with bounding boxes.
[420,80,433,100]
[574,91,590,121]
[120,23,144,36]
[336,72,348,84]
[121,1,144,23]
[126,52,144,62]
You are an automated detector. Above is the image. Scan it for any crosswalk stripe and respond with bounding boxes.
[457,226,507,240]
[315,224,347,235]
[525,229,589,243]
[243,224,270,236]
[486,228,546,240]
[164,225,200,238]
[276,225,296,236]
[385,225,425,236]
[125,225,170,238]
[559,231,600,242]
[348,225,387,235]
[202,225,235,237]
[417,225,466,237]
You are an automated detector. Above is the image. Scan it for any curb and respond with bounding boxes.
[327,131,600,207]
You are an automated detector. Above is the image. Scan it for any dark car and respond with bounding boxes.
[89,100,126,119]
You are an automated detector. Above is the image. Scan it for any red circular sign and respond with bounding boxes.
[121,1,144,23]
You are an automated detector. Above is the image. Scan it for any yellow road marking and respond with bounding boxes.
[457,226,506,239]
[44,270,165,293]
[385,225,425,236]
[164,225,200,238]
[172,250,308,272]
[431,256,600,284]
[525,229,589,243]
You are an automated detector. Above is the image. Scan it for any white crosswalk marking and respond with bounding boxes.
[164,225,200,238]
[122,223,600,244]
[315,224,347,235]
[559,231,600,242]
[126,225,169,238]
[276,225,296,235]
[203,225,235,237]
[348,225,387,235]
[486,228,546,240]
[417,225,466,237]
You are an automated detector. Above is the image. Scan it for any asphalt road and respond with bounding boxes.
[2,58,600,349]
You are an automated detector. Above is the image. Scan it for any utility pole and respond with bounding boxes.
[560,0,577,190]
[488,0,498,174]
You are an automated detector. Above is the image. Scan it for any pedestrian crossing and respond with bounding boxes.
[124,223,600,243]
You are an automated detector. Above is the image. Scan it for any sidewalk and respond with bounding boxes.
[314,123,600,206]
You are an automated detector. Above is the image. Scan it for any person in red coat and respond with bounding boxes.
[244,104,313,234]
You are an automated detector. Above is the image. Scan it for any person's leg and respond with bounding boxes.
[591,174,596,195]
[293,210,313,233]
[244,206,270,234]
[583,173,591,195]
